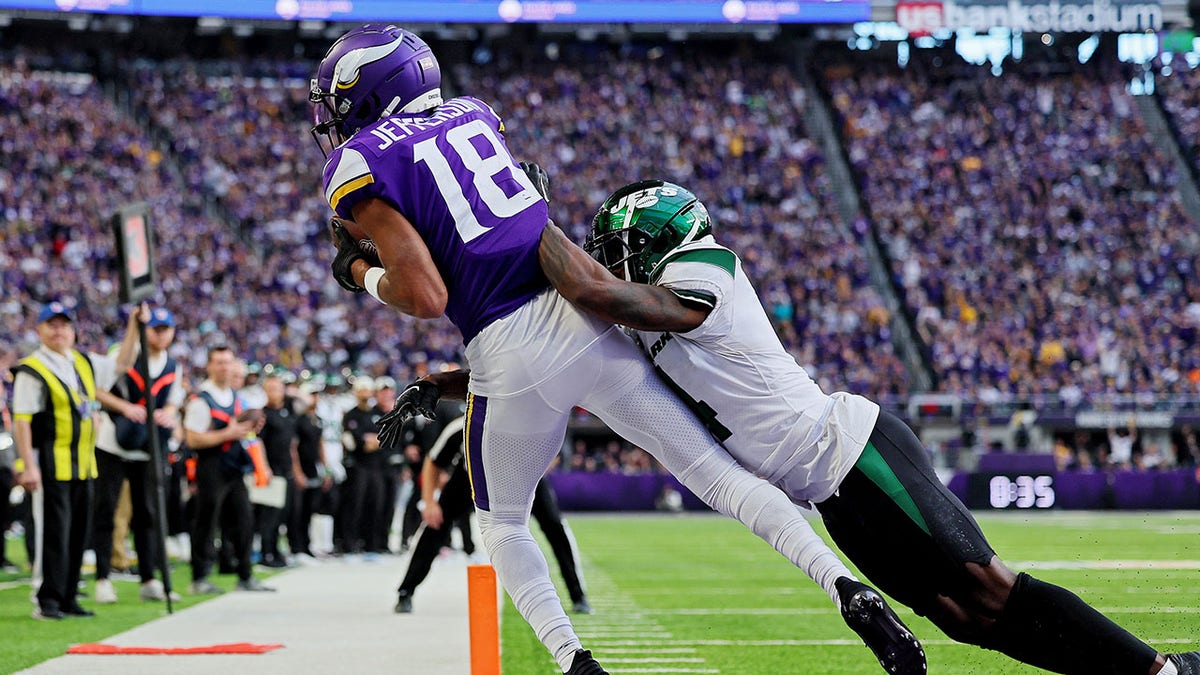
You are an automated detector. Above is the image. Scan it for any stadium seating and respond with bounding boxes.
[823,57,1200,402]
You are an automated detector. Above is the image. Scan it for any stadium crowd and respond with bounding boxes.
[114,44,910,399]
[824,57,1200,403]
[1158,60,1200,182]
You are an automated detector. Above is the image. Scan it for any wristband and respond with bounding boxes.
[363,267,387,305]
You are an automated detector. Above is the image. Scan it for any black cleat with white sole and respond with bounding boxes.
[836,577,927,674]
[565,649,608,675]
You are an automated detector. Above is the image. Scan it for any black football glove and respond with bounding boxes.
[330,219,366,293]
[519,161,551,204]
[377,379,442,448]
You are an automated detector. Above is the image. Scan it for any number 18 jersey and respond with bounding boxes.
[321,96,550,344]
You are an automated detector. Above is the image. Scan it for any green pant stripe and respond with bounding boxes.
[855,441,930,535]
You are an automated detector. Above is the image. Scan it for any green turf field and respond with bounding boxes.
[502,512,1200,674]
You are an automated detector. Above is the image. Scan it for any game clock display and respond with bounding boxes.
[965,473,1056,510]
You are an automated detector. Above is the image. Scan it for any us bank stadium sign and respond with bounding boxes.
[896,0,1162,34]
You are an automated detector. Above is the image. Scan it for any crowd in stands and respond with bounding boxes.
[461,43,908,399]
[1158,60,1200,183]
[824,57,1200,403]
[3,41,1200,440]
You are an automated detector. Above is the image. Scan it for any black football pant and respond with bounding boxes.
[401,480,422,546]
[92,451,157,583]
[0,467,12,566]
[816,410,1159,675]
[36,478,92,611]
[398,475,474,595]
[191,452,253,582]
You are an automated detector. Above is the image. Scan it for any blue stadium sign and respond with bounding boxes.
[0,0,870,22]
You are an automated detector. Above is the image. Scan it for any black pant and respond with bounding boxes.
[291,484,323,556]
[400,479,422,547]
[92,451,157,583]
[0,467,12,566]
[256,477,298,561]
[190,452,254,582]
[531,479,586,604]
[341,457,386,553]
[165,458,188,536]
[37,478,92,611]
[378,466,401,552]
[816,410,995,617]
[398,473,474,595]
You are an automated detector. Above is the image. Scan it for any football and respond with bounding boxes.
[333,217,381,263]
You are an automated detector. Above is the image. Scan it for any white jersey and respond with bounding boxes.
[630,238,879,504]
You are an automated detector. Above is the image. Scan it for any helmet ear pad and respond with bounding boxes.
[342,91,384,137]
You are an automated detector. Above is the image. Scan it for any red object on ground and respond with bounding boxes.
[67,643,284,655]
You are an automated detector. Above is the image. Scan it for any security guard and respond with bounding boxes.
[11,302,127,620]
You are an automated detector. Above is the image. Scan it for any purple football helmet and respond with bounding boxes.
[309,24,443,155]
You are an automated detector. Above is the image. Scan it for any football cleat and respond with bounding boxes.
[836,577,927,675]
[1169,652,1200,675]
[565,649,608,675]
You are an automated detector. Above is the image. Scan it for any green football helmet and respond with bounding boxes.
[585,180,712,284]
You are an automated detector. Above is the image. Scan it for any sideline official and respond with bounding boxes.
[11,302,132,620]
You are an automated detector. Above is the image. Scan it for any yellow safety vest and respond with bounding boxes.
[13,351,98,481]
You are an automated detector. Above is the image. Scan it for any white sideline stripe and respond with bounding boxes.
[600,649,699,654]
[609,670,720,674]
[589,638,1200,647]
[612,606,1199,617]
[1095,607,1200,614]
[580,629,676,634]
[607,658,708,663]
[650,608,835,616]
[1013,560,1200,570]
[579,564,720,674]
[634,587,804,595]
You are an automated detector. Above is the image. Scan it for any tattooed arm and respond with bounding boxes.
[538,221,710,333]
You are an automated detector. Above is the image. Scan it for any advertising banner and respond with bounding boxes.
[896,0,1161,35]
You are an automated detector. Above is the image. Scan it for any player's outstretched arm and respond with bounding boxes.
[346,198,448,318]
[538,222,709,333]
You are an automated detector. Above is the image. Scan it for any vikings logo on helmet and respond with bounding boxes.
[309,24,443,155]
[586,180,712,284]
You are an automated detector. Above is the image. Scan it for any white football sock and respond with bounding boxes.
[1160,659,1179,675]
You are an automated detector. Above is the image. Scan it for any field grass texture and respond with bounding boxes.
[502,512,1200,674]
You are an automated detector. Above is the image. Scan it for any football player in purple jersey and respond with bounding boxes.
[311,25,923,675]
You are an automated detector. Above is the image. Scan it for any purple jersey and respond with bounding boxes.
[321,96,549,343]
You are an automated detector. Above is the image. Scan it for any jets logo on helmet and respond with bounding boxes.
[586,180,712,284]
[310,24,443,156]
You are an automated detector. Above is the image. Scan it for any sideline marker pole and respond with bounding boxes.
[468,564,501,675]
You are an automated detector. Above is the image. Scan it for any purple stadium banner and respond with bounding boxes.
[951,468,1200,511]
[548,467,1200,512]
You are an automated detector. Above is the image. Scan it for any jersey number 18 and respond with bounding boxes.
[413,119,541,244]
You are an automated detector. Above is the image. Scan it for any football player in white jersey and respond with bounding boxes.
[534,178,1200,675]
